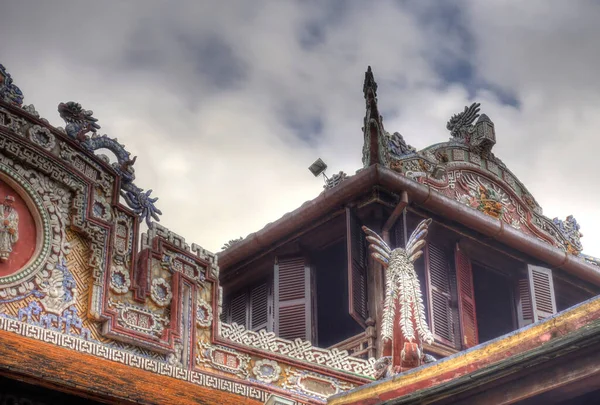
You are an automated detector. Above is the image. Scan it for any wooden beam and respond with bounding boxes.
[381,191,408,244]
[445,345,600,405]
[0,329,262,405]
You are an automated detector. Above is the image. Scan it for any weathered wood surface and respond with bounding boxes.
[0,328,263,405]
[328,295,600,405]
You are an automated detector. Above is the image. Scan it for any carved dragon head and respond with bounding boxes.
[446,102,481,139]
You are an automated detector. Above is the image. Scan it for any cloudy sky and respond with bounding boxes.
[2,0,600,257]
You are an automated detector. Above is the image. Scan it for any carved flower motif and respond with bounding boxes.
[109,265,130,294]
[196,298,213,328]
[252,359,281,384]
[150,278,172,307]
[27,125,56,151]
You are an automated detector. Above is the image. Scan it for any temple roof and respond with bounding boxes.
[329,294,600,404]
[220,67,599,273]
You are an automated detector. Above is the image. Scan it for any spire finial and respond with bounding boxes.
[363,66,378,100]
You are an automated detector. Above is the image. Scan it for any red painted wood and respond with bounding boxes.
[0,179,36,276]
[455,244,478,348]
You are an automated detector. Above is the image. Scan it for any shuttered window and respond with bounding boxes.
[221,278,273,332]
[425,242,457,347]
[516,278,534,327]
[346,208,368,326]
[455,244,478,348]
[275,256,314,341]
[517,265,557,326]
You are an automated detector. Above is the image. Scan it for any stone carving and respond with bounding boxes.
[388,132,416,158]
[109,265,131,294]
[553,215,583,255]
[196,298,213,328]
[16,301,91,340]
[150,278,173,307]
[27,125,56,151]
[253,359,281,384]
[198,341,251,378]
[447,102,481,140]
[39,259,78,315]
[0,195,18,262]
[58,101,162,227]
[456,173,509,219]
[324,171,348,190]
[363,219,434,374]
[282,369,353,400]
[0,64,24,106]
[220,323,377,379]
[109,299,169,337]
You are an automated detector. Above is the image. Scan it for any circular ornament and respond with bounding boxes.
[0,168,50,287]
[196,298,213,328]
[27,125,56,151]
[109,265,131,294]
[252,359,281,384]
[150,278,172,307]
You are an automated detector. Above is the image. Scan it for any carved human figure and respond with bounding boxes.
[0,195,19,262]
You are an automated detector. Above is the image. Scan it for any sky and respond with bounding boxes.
[2,0,600,257]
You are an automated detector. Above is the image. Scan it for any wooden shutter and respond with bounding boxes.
[250,280,273,332]
[528,265,557,321]
[425,242,456,347]
[517,265,557,326]
[220,295,230,323]
[346,208,368,326]
[229,290,248,328]
[516,277,534,327]
[455,244,478,348]
[275,256,314,341]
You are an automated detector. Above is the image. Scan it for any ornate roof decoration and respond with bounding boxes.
[446,102,481,139]
[221,237,243,251]
[324,171,348,190]
[552,215,583,255]
[388,132,416,159]
[362,67,388,168]
[58,101,162,227]
[0,64,24,106]
[375,99,589,257]
[363,219,434,376]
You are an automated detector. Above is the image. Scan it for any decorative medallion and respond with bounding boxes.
[283,370,353,400]
[27,125,56,151]
[196,298,213,328]
[110,300,169,337]
[0,169,49,286]
[150,278,172,307]
[109,265,131,294]
[253,359,281,384]
[197,341,250,378]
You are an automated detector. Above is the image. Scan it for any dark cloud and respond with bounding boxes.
[1,0,599,256]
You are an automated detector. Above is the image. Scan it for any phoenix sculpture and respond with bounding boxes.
[363,218,434,375]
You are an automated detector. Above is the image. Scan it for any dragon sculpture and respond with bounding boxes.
[363,218,434,376]
[552,215,583,255]
[446,102,481,140]
[58,102,162,227]
[0,64,25,106]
